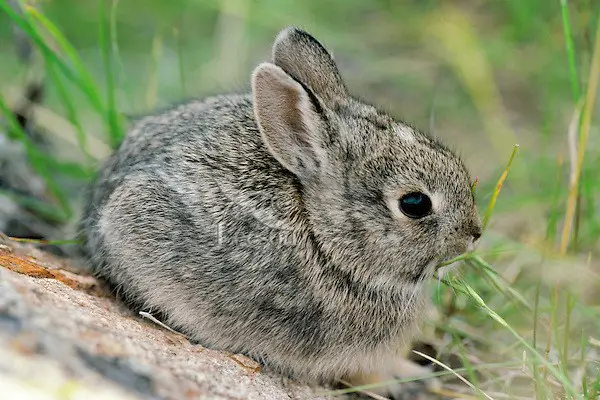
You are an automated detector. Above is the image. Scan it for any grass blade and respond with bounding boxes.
[447,277,579,398]
[482,144,519,231]
[560,0,581,102]
[99,0,124,148]
[0,93,72,218]
[23,5,106,114]
[559,9,600,254]
[0,189,67,224]
[7,236,81,245]
[46,63,93,165]
[412,350,494,400]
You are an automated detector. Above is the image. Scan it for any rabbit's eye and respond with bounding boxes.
[398,192,432,219]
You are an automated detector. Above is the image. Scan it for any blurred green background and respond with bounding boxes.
[1,0,600,398]
[1,0,598,242]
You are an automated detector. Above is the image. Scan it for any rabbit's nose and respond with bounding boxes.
[471,226,482,242]
[455,220,481,239]
[461,218,481,247]
[465,228,480,252]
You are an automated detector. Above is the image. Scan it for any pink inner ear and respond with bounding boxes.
[252,62,325,177]
[279,85,310,147]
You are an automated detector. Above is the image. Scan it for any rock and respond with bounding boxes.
[0,239,332,400]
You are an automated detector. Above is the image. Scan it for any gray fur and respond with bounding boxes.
[79,27,481,387]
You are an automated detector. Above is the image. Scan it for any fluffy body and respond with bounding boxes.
[80,27,481,386]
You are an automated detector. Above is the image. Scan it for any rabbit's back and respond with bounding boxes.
[92,95,264,186]
[80,94,360,379]
[82,93,302,294]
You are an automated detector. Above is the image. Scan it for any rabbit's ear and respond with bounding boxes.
[252,62,327,178]
[272,27,347,105]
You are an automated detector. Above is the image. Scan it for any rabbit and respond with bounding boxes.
[79,27,482,398]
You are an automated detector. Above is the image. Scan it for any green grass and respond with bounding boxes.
[1,0,599,399]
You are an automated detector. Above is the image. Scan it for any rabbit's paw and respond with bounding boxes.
[345,358,440,400]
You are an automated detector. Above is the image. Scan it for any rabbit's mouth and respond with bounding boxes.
[433,260,461,280]
[431,247,471,279]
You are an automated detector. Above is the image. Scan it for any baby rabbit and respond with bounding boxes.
[80,27,481,398]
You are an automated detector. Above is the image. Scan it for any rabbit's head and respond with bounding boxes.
[252,28,481,286]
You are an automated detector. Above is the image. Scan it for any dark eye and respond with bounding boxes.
[398,192,432,219]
